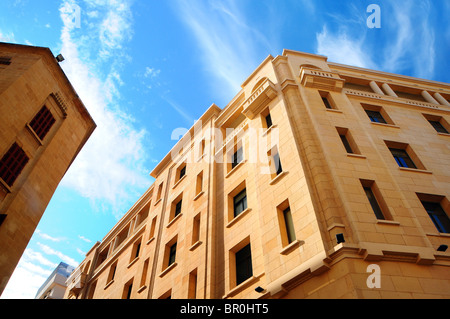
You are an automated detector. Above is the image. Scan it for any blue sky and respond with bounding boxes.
[1,0,449,299]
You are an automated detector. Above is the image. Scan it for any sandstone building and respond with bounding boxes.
[0,42,96,295]
[66,49,449,299]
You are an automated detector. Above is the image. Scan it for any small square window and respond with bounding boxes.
[385,141,425,170]
[362,104,394,125]
[319,91,336,109]
[365,110,387,124]
[416,194,450,234]
[423,114,450,134]
[389,148,416,169]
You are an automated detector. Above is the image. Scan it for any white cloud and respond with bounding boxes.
[35,229,64,242]
[0,249,55,299]
[0,30,16,43]
[58,0,151,218]
[37,243,79,267]
[316,26,377,69]
[78,235,92,243]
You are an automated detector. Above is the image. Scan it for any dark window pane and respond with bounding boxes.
[421,201,450,233]
[265,113,273,128]
[179,166,186,179]
[29,106,55,140]
[365,110,386,124]
[232,148,243,169]
[175,200,182,217]
[340,134,354,154]
[283,208,296,244]
[0,143,29,187]
[389,148,416,169]
[235,244,253,285]
[233,189,247,217]
[363,186,385,220]
[168,243,177,266]
[273,152,283,175]
[429,120,449,134]
[322,97,332,109]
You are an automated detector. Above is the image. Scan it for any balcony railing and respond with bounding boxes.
[299,67,345,92]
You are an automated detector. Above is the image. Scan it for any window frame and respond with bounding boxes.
[0,142,30,188]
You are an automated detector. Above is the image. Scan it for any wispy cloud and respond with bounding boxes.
[37,243,79,267]
[58,0,151,218]
[315,0,436,79]
[35,229,64,242]
[172,0,272,102]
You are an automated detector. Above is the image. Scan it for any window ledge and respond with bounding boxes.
[347,153,366,159]
[226,208,252,228]
[226,160,247,178]
[269,171,288,185]
[189,240,202,251]
[0,178,12,194]
[399,167,432,174]
[426,232,450,238]
[437,132,450,137]
[223,272,265,299]
[146,237,155,245]
[167,213,183,228]
[326,108,343,113]
[193,191,204,201]
[376,220,400,226]
[172,174,186,189]
[154,198,162,206]
[159,262,177,278]
[280,239,305,255]
[262,124,278,137]
[127,257,139,268]
[104,280,114,290]
[137,285,147,293]
[370,122,400,129]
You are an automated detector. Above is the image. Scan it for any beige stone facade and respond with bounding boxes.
[0,43,96,295]
[66,49,450,299]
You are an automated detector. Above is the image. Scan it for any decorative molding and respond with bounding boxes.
[299,67,345,92]
[242,78,278,119]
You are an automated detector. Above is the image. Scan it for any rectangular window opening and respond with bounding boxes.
[0,142,29,187]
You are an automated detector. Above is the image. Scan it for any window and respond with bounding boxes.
[114,224,130,250]
[195,171,203,196]
[191,213,201,245]
[283,207,296,244]
[268,146,283,178]
[0,214,6,227]
[265,113,273,128]
[169,193,183,223]
[131,239,142,261]
[385,141,425,170]
[29,105,56,141]
[423,114,450,134]
[366,110,386,123]
[175,200,182,217]
[95,244,110,269]
[179,164,186,180]
[235,244,253,286]
[107,261,118,284]
[417,195,450,234]
[231,147,244,169]
[0,142,29,187]
[335,127,361,155]
[233,189,247,218]
[389,148,416,168]
[156,183,163,202]
[319,91,335,109]
[168,242,177,266]
[188,269,198,299]
[362,104,394,125]
[149,216,157,239]
[0,56,12,65]
[140,258,150,289]
[122,279,133,299]
[360,179,391,220]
